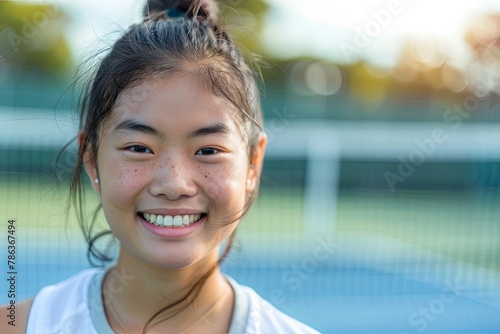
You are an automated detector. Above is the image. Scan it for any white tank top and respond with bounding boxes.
[26,267,320,334]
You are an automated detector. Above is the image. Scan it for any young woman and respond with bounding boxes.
[1,1,320,333]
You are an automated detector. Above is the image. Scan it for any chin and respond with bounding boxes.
[137,247,218,271]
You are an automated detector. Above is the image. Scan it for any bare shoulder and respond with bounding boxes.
[0,297,34,334]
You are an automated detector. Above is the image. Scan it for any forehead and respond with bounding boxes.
[103,74,245,137]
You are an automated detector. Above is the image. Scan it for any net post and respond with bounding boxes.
[303,130,340,239]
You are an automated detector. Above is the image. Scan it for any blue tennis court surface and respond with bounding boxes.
[3,240,499,334]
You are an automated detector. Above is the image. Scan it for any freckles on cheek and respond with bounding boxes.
[105,166,148,203]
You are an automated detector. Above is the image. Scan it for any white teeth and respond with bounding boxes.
[173,215,183,226]
[143,213,202,227]
[164,215,173,226]
[156,215,164,226]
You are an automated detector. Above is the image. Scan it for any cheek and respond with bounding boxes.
[101,161,151,205]
[200,162,247,204]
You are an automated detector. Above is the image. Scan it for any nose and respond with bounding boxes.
[149,156,198,201]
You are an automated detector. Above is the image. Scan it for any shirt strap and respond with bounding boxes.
[225,275,251,334]
[88,266,116,334]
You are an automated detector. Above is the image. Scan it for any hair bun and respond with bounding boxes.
[143,0,219,22]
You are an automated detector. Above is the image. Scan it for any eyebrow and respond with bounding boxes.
[114,119,164,138]
[114,119,231,139]
[187,123,232,138]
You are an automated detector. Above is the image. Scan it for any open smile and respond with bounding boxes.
[139,212,206,228]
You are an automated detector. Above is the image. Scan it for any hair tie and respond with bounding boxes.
[166,8,185,18]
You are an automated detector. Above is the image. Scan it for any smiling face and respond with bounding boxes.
[84,73,266,269]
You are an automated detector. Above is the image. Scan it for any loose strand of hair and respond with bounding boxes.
[142,263,219,333]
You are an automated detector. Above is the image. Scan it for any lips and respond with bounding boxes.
[138,211,207,239]
[139,212,205,228]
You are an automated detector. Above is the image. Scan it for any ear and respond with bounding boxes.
[78,131,100,192]
[246,133,267,194]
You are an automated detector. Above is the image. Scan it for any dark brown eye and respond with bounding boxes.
[128,145,152,153]
[196,148,218,155]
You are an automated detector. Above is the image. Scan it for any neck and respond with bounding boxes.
[102,247,233,334]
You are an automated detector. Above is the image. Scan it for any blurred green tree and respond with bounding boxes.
[217,0,293,85]
[218,0,269,55]
[0,0,72,74]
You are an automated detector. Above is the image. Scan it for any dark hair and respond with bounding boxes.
[67,0,264,332]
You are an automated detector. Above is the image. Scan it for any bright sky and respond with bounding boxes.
[264,0,500,67]
[19,0,500,68]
